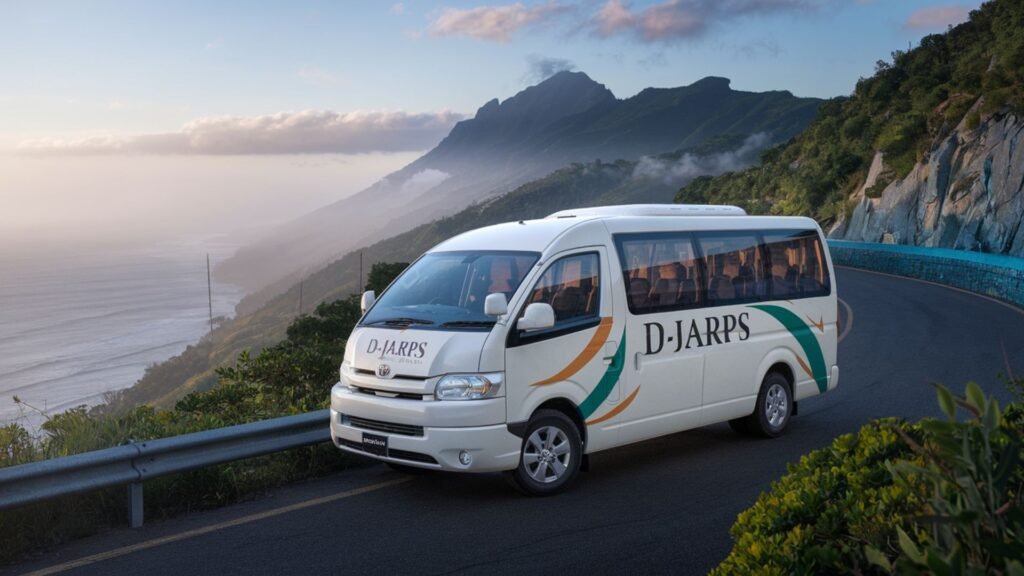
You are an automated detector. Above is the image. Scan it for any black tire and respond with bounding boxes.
[746,372,793,438]
[507,409,582,496]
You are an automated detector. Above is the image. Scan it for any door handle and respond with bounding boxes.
[602,341,617,365]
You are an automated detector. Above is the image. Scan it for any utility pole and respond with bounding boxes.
[206,254,214,334]
[359,251,363,294]
[298,280,303,315]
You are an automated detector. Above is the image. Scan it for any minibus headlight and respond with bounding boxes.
[435,373,503,401]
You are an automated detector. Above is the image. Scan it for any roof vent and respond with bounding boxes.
[546,204,746,219]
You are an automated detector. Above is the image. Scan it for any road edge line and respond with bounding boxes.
[836,265,1024,317]
[21,477,411,576]
[838,297,853,344]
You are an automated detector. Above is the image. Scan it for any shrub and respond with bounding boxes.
[711,419,928,575]
[881,383,1024,574]
[714,384,1024,575]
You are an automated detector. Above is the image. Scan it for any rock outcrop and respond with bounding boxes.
[830,107,1024,257]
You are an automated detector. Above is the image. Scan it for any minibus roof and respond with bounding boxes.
[546,204,746,218]
[431,205,820,254]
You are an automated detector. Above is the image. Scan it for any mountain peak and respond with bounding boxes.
[493,69,615,115]
[690,76,732,90]
[535,69,600,87]
[443,70,616,149]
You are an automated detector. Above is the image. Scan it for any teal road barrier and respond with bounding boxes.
[828,240,1024,308]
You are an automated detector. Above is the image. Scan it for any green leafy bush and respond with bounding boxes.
[712,419,928,575]
[714,383,1024,575]
[881,383,1024,574]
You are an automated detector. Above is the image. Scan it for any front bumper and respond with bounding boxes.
[330,384,521,472]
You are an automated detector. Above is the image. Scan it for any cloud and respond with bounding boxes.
[399,169,452,196]
[590,0,819,43]
[632,133,771,184]
[391,3,406,15]
[17,110,466,156]
[525,55,576,82]
[905,5,971,30]
[429,2,573,42]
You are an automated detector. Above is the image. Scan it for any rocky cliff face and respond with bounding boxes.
[830,107,1024,257]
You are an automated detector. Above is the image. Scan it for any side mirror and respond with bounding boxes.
[484,293,508,317]
[517,302,555,332]
[360,290,376,314]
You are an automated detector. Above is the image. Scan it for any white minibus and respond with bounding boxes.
[330,204,839,494]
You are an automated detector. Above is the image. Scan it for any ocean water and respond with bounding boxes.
[0,243,244,428]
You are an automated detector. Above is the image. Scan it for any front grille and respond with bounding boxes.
[352,386,426,401]
[337,438,437,465]
[346,415,424,437]
[353,368,426,382]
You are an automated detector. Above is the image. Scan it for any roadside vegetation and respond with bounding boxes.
[0,264,405,564]
[713,381,1024,575]
[677,0,1024,227]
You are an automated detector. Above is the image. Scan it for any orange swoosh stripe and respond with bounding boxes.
[795,354,814,380]
[806,315,824,333]
[586,386,640,425]
[531,317,613,387]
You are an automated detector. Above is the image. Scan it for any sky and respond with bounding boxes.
[0,0,984,250]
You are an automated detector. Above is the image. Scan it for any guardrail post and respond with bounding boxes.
[129,482,143,528]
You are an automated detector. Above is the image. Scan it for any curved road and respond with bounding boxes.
[7,268,1024,576]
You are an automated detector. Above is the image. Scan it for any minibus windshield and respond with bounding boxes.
[361,251,540,330]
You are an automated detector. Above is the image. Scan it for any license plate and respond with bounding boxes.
[362,433,388,457]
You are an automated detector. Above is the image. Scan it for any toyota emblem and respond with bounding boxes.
[376,364,392,378]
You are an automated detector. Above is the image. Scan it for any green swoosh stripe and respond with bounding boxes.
[750,304,828,393]
[578,331,626,419]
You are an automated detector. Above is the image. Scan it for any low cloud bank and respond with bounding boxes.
[632,132,771,184]
[400,168,452,196]
[18,110,465,156]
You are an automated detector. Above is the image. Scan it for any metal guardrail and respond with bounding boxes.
[0,409,330,527]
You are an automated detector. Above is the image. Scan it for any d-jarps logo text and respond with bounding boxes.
[366,338,428,360]
[644,312,751,355]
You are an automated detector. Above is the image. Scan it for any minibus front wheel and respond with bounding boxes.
[507,409,583,496]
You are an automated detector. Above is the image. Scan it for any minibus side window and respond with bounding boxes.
[761,230,831,299]
[615,233,703,315]
[521,253,601,325]
[695,233,767,307]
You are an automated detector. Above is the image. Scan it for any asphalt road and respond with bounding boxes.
[7,268,1024,576]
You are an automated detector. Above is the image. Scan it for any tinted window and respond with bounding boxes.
[762,230,831,298]
[696,233,767,306]
[362,250,538,330]
[616,233,703,314]
[521,253,600,325]
[615,228,830,315]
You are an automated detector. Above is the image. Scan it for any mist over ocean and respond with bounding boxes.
[0,241,244,428]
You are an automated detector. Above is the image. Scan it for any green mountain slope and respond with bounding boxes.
[676,0,1024,256]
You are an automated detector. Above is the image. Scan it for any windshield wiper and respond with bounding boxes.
[440,320,496,328]
[365,317,435,326]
